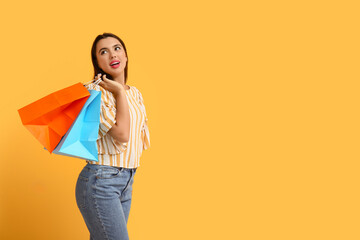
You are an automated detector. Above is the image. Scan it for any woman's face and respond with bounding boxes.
[96,37,127,78]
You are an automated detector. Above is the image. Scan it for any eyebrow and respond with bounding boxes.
[98,44,122,53]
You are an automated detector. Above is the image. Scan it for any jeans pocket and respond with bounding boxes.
[75,174,89,209]
[96,167,122,179]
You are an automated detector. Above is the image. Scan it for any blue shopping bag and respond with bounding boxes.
[52,90,101,161]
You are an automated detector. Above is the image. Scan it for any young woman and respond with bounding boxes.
[75,32,150,240]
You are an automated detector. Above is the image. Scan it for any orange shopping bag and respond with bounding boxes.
[18,83,90,153]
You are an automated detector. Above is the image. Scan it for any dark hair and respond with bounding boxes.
[91,32,129,83]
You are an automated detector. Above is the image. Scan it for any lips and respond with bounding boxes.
[110,60,120,69]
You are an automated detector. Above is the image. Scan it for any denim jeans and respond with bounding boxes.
[75,163,137,240]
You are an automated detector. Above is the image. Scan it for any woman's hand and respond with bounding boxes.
[95,73,125,96]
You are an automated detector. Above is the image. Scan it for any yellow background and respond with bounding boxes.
[1,0,360,239]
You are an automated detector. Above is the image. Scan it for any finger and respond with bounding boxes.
[93,73,101,82]
[102,74,110,81]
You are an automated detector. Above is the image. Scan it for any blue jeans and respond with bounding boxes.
[75,163,137,240]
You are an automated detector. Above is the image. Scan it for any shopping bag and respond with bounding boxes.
[52,90,101,161]
[18,83,90,153]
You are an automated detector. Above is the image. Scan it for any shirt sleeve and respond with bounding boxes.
[98,102,116,138]
[141,120,150,150]
[98,88,116,138]
[99,88,128,152]
[139,91,150,150]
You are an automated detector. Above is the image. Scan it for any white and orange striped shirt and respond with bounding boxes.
[85,83,150,168]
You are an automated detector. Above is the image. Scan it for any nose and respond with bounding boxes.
[110,51,117,59]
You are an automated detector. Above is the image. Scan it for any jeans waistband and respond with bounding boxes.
[85,163,137,173]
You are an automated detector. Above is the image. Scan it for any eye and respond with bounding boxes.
[100,50,108,55]
[115,46,121,51]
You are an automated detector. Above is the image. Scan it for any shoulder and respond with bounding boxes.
[86,83,114,104]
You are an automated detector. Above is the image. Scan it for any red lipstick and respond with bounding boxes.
[110,60,120,69]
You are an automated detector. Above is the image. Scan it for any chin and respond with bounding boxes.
[110,69,125,76]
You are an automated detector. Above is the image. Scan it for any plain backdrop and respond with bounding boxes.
[1,0,360,239]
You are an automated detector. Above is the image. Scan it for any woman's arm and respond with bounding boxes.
[108,89,130,142]
[97,74,130,143]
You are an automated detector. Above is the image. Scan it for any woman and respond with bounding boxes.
[75,32,150,240]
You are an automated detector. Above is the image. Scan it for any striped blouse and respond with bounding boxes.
[85,83,150,168]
